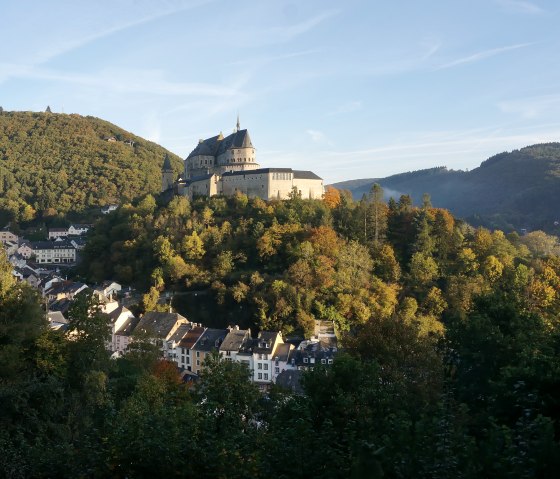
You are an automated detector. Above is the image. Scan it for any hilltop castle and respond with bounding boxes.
[165,118,324,201]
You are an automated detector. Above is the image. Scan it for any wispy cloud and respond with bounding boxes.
[306,129,332,145]
[498,94,560,119]
[435,43,533,70]
[495,0,544,14]
[0,63,241,97]
[286,124,560,183]
[34,0,215,65]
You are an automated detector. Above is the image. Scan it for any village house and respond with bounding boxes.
[107,305,136,352]
[17,241,33,259]
[101,204,118,214]
[176,325,206,372]
[93,281,122,301]
[252,331,285,387]
[135,311,189,358]
[271,342,294,383]
[219,327,254,371]
[0,229,18,245]
[44,281,88,302]
[48,228,68,240]
[68,224,91,236]
[113,316,140,355]
[190,328,228,374]
[32,240,76,264]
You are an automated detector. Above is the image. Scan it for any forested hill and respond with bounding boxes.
[332,143,560,233]
[0,111,183,224]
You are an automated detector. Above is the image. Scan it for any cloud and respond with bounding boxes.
[33,0,216,65]
[306,129,332,145]
[435,43,533,70]
[495,0,544,14]
[498,94,560,119]
[0,63,240,97]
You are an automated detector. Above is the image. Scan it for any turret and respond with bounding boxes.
[161,154,174,192]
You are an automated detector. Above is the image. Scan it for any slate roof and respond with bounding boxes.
[32,240,75,250]
[272,343,292,362]
[187,129,253,160]
[186,133,224,159]
[47,311,67,324]
[275,370,304,394]
[136,312,188,338]
[219,328,251,352]
[115,316,140,337]
[168,323,192,343]
[254,331,280,354]
[194,328,228,352]
[108,306,133,322]
[293,170,322,180]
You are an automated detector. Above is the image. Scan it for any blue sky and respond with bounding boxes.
[1,0,560,183]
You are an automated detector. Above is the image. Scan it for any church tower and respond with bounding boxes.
[161,154,174,192]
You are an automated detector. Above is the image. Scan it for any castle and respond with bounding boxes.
[164,118,324,201]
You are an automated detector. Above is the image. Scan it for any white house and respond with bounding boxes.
[251,331,284,387]
[219,326,253,371]
[107,306,136,352]
[32,241,76,264]
[68,224,91,236]
[48,228,68,240]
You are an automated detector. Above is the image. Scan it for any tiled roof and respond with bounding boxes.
[179,326,206,349]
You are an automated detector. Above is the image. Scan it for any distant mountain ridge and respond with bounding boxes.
[0,111,183,224]
[332,143,560,233]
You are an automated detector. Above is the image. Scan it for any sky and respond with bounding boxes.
[1,0,560,183]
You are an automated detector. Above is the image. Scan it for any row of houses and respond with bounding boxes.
[2,228,84,269]
[48,223,91,239]
[103,304,338,389]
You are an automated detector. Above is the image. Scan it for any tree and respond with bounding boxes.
[369,183,387,245]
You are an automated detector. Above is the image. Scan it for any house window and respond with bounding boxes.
[303,357,308,363]
[321,359,326,364]
[264,373,268,380]
[226,351,231,356]
[257,363,262,369]
[328,359,333,364]
[275,367,279,374]
[258,373,262,380]
[264,363,268,370]
[196,360,200,366]
[196,351,200,358]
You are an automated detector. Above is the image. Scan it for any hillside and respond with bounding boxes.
[333,143,560,233]
[0,111,183,224]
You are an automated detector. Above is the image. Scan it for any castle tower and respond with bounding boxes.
[161,154,174,192]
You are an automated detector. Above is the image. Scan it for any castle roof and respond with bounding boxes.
[187,133,224,159]
[187,129,254,159]
[293,170,322,180]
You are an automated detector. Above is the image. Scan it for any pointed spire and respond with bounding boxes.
[162,153,172,171]
[236,113,240,132]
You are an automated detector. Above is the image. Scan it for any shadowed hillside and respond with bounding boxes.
[332,143,560,233]
[0,110,183,224]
